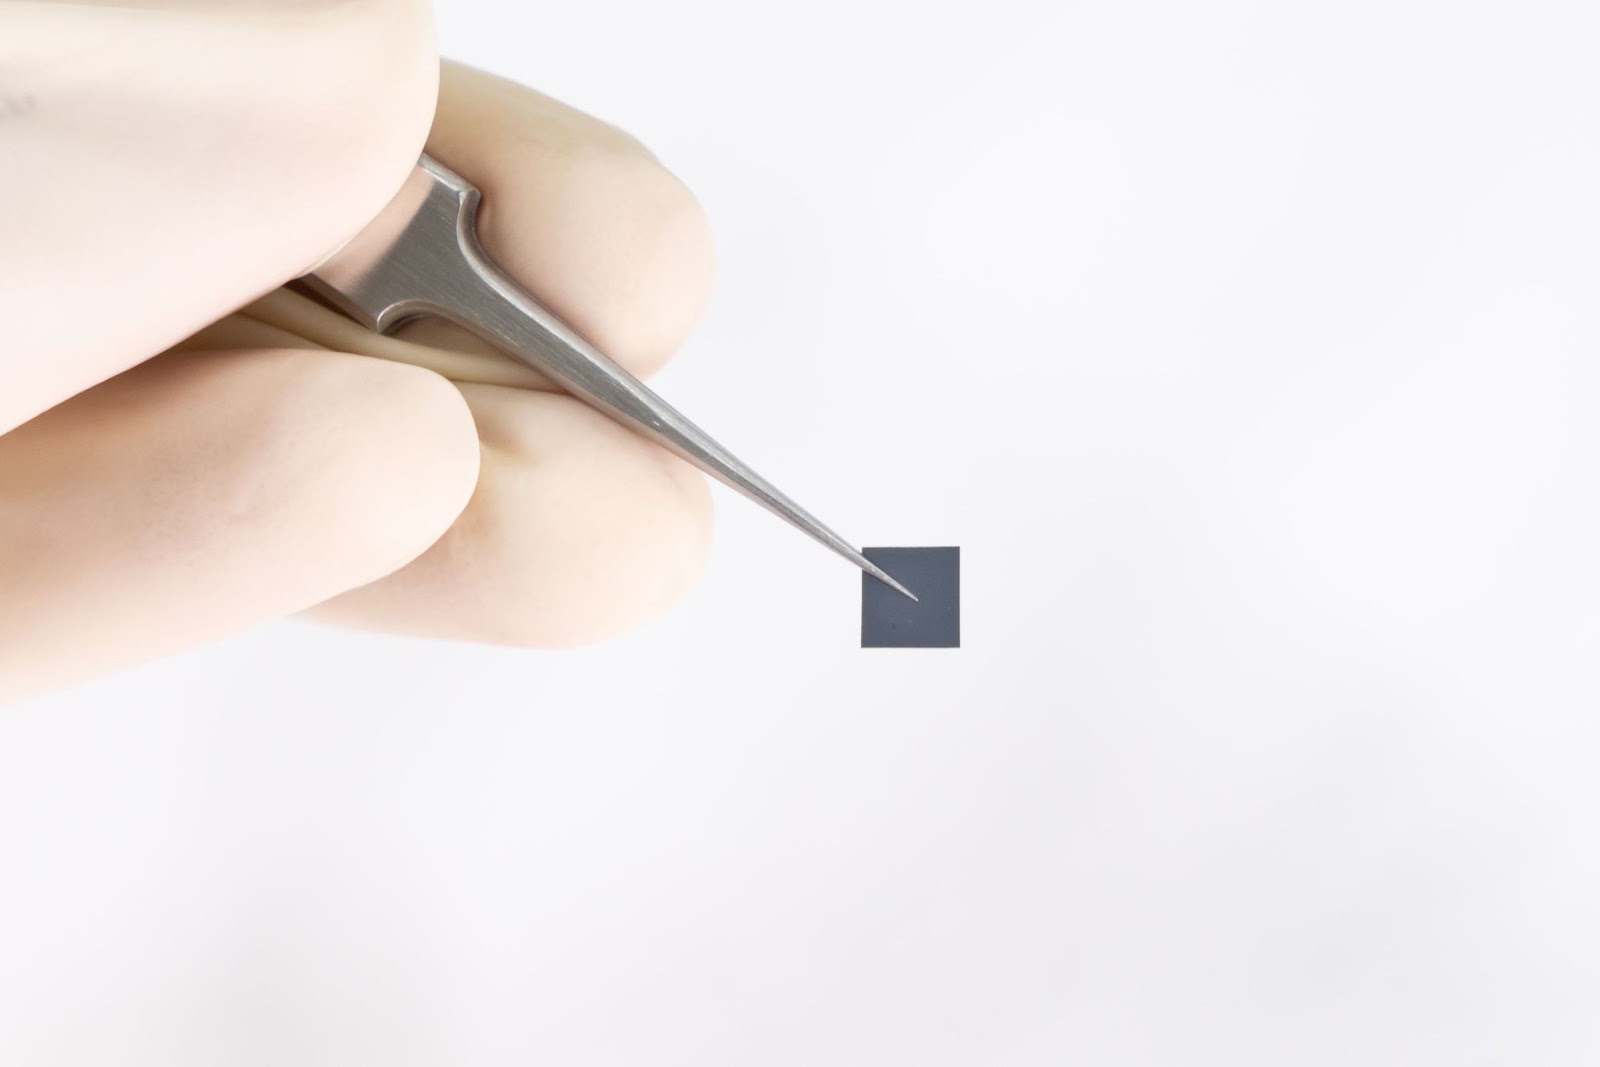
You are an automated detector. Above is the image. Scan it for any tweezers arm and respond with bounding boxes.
[432,245,850,548]
[300,155,916,600]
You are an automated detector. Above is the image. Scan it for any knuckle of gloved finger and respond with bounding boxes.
[536,145,718,379]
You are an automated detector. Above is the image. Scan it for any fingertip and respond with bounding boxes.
[284,353,482,587]
[303,387,715,648]
[420,61,718,379]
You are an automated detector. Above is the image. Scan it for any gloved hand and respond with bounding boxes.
[0,2,716,703]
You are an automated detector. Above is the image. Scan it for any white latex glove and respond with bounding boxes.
[0,1,717,703]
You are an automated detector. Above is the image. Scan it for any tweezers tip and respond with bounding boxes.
[874,569,919,602]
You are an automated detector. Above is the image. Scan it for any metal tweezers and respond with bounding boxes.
[294,154,916,601]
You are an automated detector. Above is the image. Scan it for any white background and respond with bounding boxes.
[5,1,1600,1063]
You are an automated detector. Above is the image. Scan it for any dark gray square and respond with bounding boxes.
[861,547,960,648]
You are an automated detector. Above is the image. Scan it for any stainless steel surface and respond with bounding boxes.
[297,155,917,602]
